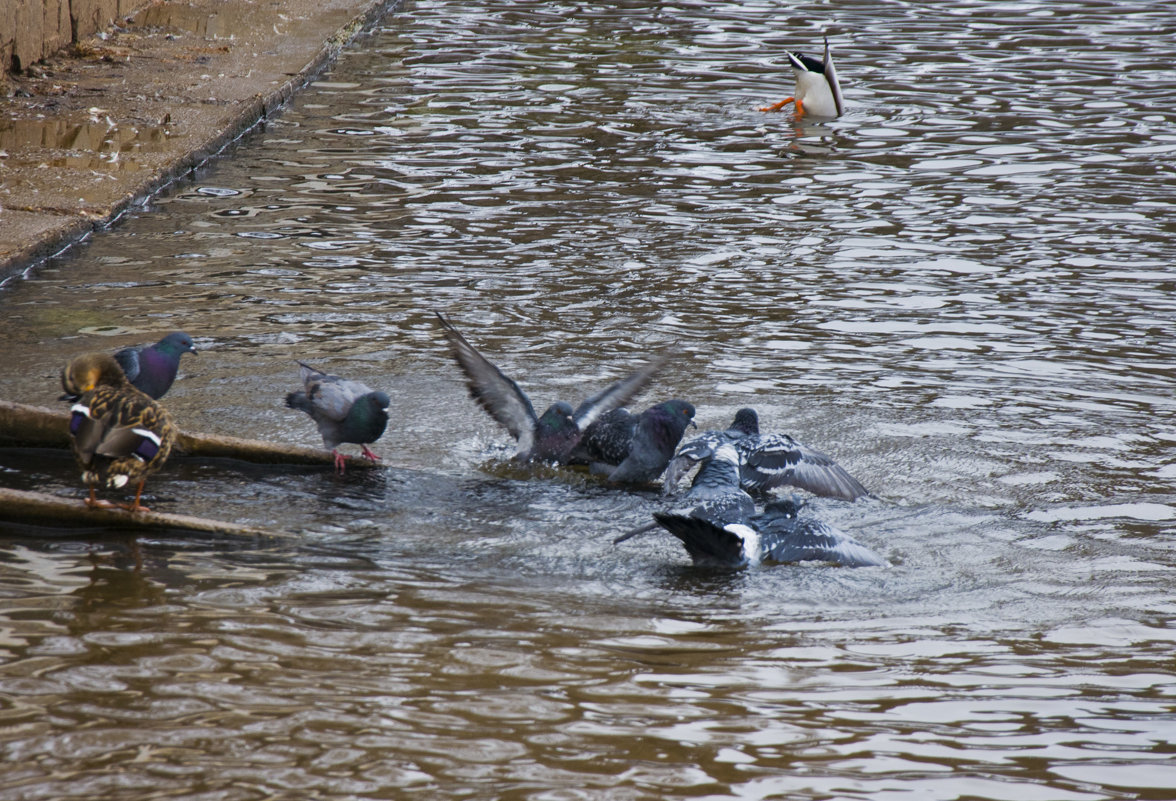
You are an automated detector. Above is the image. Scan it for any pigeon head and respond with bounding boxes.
[61,353,130,397]
[538,401,576,428]
[730,408,759,437]
[658,400,697,430]
[761,497,804,519]
[155,332,198,358]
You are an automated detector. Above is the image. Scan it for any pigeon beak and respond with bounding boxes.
[689,419,698,428]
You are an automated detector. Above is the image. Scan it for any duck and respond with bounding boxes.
[436,312,666,465]
[759,37,844,118]
[654,496,887,569]
[285,361,390,474]
[571,399,697,484]
[663,408,869,501]
[61,352,177,512]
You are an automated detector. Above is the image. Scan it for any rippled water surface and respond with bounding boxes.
[3,0,1176,798]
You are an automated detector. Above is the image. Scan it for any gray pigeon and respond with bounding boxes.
[110,331,197,400]
[574,399,697,484]
[664,407,869,501]
[285,361,390,474]
[615,442,755,544]
[654,496,887,569]
[436,312,666,465]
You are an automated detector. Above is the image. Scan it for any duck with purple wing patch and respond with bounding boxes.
[664,408,869,501]
[436,312,667,466]
[285,361,390,475]
[62,352,177,512]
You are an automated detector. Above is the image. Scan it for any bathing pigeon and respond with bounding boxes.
[285,361,390,474]
[653,496,887,569]
[614,442,755,544]
[436,312,666,465]
[759,36,844,117]
[664,408,869,501]
[113,331,198,399]
[574,399,697,484]
[62,352,177,512]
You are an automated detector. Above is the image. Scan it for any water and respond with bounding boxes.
[3,0,1176,798]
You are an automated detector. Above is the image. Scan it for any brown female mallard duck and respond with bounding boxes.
[61,353,177,512]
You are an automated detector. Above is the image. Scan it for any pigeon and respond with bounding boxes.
[436,312,667,465]
[285,361,390,474]
[663,408,869,501]
[759,37,844,117]
[112,331,198,400]
[61,352,177,512]
[573,399,697,484]
[614,442,755,544]
[653,496,887,569]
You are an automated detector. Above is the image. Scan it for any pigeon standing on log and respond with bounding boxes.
[435,312,667,465]
[113,331,198,400]
[61,352,177,512]
[285,361,390,474]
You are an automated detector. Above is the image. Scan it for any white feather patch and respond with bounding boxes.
[725,523,761,566]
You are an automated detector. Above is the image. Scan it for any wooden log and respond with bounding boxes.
[0,399,377,468]
[0,487,290,540]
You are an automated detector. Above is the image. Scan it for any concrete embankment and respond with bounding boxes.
[0,0,398,283]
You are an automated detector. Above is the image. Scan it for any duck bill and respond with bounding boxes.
[823,36,845,117]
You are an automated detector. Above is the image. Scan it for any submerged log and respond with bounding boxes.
[0,487,288,539]
[0,399,377,468]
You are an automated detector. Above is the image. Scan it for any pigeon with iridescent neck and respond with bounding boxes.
[285,361,390,474]
[113,331,198,400]
[574,399,697,484]
[436,312,667,465]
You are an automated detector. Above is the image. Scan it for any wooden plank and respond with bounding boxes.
[0,486,290,540]
[0,399,376,468]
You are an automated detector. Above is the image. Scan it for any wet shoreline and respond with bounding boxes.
[0,0,401,284]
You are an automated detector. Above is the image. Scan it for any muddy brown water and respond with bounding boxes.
[2,1,1176,798]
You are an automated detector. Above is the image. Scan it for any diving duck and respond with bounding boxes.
[61,352,177,512]
[285,361,390,474]
[436,312,667,465]
[759,37,844,118]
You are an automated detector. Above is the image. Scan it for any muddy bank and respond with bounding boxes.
[0,0,400,283]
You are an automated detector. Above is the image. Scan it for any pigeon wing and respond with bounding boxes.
[663,431,731,493]
[436,313,539,453]
[112,347,142,383]
[572,352,668,431]
[297,362,374,423]
[740,434,869,501]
